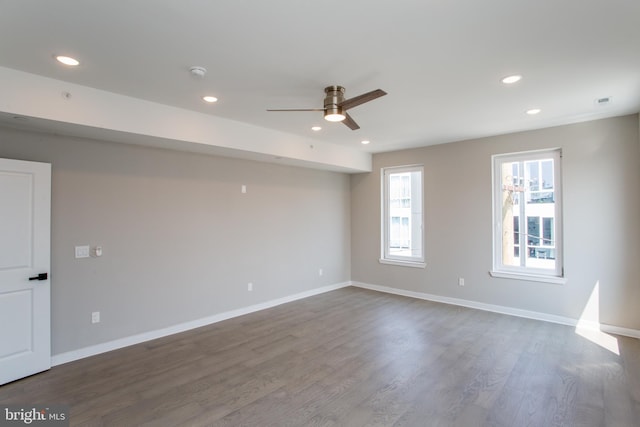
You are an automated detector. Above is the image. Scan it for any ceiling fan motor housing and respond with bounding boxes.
[324,86,345,119]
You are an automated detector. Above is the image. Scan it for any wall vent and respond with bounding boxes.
[595,96,612,106]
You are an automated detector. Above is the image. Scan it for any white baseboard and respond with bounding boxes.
[599,324,640,339]
[52,280,639,366]
[350,281,640,340]
[51,281,351,366]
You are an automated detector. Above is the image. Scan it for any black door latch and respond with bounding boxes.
[29,273,48,281]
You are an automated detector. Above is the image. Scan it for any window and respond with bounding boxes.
[491,149,564,282]
[381,165,424,267]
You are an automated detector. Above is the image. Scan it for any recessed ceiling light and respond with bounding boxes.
[361,140,371,145]
[526,108,541,115]
[55,55,79,66]
[501,75,522,84]
[202,96,218,103]
[311,126,322,131]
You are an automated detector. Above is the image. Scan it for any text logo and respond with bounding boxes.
[1,405,69,426]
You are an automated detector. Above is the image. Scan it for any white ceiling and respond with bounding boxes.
[0,0,639,156]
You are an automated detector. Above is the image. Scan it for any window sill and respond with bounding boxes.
[379,259,426,269]
[489,270,567,285]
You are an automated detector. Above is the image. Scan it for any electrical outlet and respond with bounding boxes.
[91,311,100,324]
[248,282,253,291]
[318,268,323,276]
[458,277,465,286]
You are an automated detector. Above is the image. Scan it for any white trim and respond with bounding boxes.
[489,270,568,285]
[381,165,425,266]
[492,149,564,278]
[350,281,640,339]
[600,324,640,339]
[379,259,426,268]
[51,282,350,366]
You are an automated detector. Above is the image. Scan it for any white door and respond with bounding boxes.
[0,158,51,385]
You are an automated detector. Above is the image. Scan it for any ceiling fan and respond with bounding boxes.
[267,85,387,130]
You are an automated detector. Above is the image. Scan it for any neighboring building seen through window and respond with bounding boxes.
[381,165,424,267]
[492,149,563,279]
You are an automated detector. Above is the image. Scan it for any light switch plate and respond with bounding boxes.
[75,245,90,259]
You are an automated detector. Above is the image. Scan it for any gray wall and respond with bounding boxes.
[2,113,639,357]
[351,114,640,330]
[0,127,351,355]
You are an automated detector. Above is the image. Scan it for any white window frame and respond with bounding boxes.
[490,149,566,284]
[380,165,425,268]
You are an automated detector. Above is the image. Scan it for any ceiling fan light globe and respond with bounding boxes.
[325,112,346,122]
[324,105,346,122]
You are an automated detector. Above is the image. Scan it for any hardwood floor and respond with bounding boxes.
[1,287,639,426]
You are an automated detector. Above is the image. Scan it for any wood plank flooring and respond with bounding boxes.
[1,287,639,426]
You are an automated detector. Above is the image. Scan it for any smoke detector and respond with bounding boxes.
[189,66,207,78]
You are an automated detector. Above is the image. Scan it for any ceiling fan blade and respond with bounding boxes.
[342,112,360,130]
[266,108,324,112]
[339,89,387,110]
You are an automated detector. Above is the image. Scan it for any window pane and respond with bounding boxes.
[500,162,519,266]
[527,161,539,191]
[543,217,554,246]
[542,160,553,190]
[390,176,400,207]
[391,216,399,247]
[528,159,554,204]
[401,217,409,249]
[527,216,540,247]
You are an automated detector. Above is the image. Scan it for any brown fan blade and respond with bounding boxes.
[266,108,325,112]
[339,89,387,110]
[342,112,360,130]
